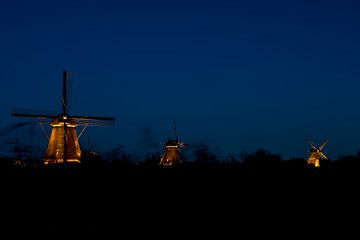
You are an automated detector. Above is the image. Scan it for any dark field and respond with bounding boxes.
[1,157,359,238]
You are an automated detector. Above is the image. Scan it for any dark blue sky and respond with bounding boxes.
[1,0,360,159]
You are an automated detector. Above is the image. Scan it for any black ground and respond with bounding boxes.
[1,158,359,238]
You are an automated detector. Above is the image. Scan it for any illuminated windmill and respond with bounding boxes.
[159,121,187,166]
[12,71,115,165]
[306,138,328,168]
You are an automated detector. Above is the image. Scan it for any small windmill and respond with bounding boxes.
[159,121,187,166]
[12,71,115,165]
[306,138,328,168]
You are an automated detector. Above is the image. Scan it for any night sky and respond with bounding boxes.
[1,0,360,159]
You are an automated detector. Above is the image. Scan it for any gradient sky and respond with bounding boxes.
[1,0,360,159]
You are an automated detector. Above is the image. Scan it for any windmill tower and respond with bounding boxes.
[306,138,328,168]
[12,71,115,165]
[160,121,187,166]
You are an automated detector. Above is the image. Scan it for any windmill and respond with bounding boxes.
[159,120,187,166]
[306,138,328,168]
[11,71,115,165]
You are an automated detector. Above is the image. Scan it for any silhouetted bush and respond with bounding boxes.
[143,153,161,166]
[193,144,219,165]
[0,157,14,169]
[81,150,106,168]
[242,149,283,169]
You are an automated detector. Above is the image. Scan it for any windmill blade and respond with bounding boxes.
[71,115,115,121]
[62,70,70,114]
[173,120,178,141]
[319,139,328,151]
[77,120,115,126]
[319,152,328,160]
[179,142,188,148]
[307,137,318,149]
[12,112,57,119]
[12,108,58,119]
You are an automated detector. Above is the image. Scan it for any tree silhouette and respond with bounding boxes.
[242,149,282,170]
[193,144,219,165]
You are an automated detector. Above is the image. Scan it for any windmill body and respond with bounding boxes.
[307,148,322,167]
[45,117,81,164]
[160,138,183,166]
[12,71,115,165]
[159,121,187,166]
[306,139,328,168]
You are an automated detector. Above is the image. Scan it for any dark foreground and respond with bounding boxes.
[1,162,359,238]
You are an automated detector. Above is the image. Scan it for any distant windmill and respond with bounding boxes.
[12,71,115,165]
[160,120,187,166]
[306,138,328,168]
